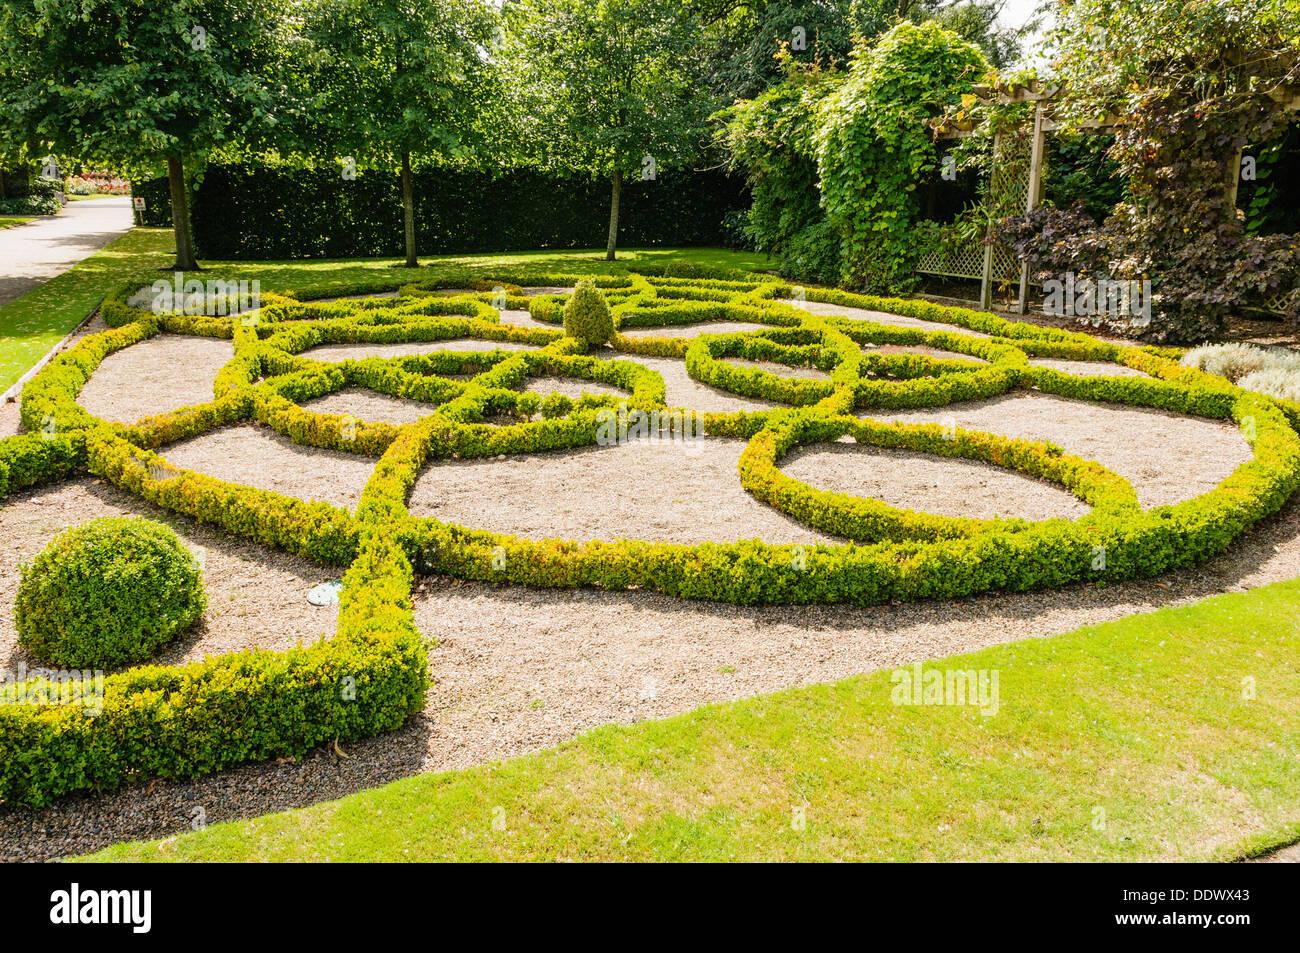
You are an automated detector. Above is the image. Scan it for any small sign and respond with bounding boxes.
[307,580,343,606]
[132,196,146,210]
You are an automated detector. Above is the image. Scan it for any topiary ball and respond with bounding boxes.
[16,516,206,670]
[562,279,616,348]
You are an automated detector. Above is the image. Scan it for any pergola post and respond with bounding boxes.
[980,133,999,311]
[1017,103,1047,314]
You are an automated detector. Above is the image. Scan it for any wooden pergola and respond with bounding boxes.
[924,78,1300,314]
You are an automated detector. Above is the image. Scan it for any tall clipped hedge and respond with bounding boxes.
[130,164,748,260]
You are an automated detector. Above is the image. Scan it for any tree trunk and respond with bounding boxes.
[167,153,200,271]
[401,151,417,267]
[605,170,622,261]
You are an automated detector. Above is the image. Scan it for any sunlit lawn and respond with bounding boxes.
[0,226,773,392]
[86,577,1300,862]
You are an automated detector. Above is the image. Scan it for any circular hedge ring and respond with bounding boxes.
[685,328,843,406]
[737,413,1140,544]
[15,515,207,670]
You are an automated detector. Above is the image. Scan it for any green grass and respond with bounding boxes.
[0,232,770,393]
[0,228,175,391]
[187,245,773,298]
[85,577,1300,862]
[0,216,35,229]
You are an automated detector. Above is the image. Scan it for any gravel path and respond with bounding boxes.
[606,352,785,413]
[861,392,1249,509]
[75,334,233,423]
[4,491,1299,862]
[300,339,538,363]
[408,435,836,545]
[301,387,438,425]
[0,478,337,678]
[0,400,21,439]
[780,443,1089,522]
[161,424,375,511]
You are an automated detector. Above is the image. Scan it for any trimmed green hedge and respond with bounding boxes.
[16,516,207,670]
[1,263,1296,806]
[131,164,749,259]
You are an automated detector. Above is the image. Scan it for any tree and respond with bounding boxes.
[697,0,1027,104]
[0,0,284,270]
[505,0,713,259]
[815,21,988,290]
[295,0,498,267]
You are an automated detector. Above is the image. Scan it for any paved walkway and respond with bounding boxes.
[0,196,134,306]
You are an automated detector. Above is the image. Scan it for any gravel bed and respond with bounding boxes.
[780,442,1089,522]
[407,435,836,545]
[498,308,553,330]
[786,299,990,337]
[721,357,832,380]
[620,320,770,339]
[0,477,337,678]
[6,492,1300,862]
[161,424,375,511]
[521,286,571,296]
[861,392,1249,509]
[300,338,538,363]
[1029,357,1149,378]
[877,344,987,363]
[520,376,630,400]
[300,387,438,425]
[76,334,233,424]
[606,352,785,413]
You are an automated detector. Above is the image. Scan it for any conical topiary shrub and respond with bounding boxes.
[562,279,616,348]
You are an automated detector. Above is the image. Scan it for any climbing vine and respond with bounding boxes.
[814,21,988,293]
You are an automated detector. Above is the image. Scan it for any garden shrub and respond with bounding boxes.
[563,279,617,348]
[719,60,846,285]
[15,516,206,670]
[540,393,575,419]
[1182,343,1279,381]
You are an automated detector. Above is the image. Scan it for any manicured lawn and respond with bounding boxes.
[0,216,35,229]
[85,577,1300,862]
[0,231,771,393]
[190,245,774,298]
[0,228,174,391]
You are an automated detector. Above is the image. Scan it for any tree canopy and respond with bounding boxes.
[0,0,285,267]
[503,0,715,258]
